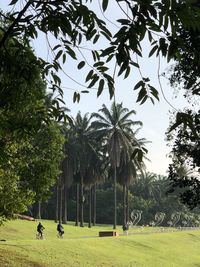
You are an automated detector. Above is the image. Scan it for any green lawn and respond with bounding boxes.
[0,220,200,267]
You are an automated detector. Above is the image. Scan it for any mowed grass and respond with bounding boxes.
[0,220,200,266]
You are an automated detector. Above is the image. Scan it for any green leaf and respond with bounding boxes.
[92,51,96,61]
[97,79,105,97]
[117,19,130,25]
[93,34,100,44]
[77,61,85,69]
[55,50,63,61]
[108,82,114,99]
[150,97,155,104]
[124,66,130,79]
[134,80,144,90]
[101,46,115,57]
[149,45,158,57]
[78,33,82,45]
[88,75,99,88]
[65,45,77,60]
[77,93,80,103]
[53,44,61,51]
[102,0,109,11]
[136,87,147,103]
[164,15,169,31]
[85,70,94,82]
[140,95,148,105]
[100,30,111,41]
[118,61,128,76]
[130,61,139,68]
[143,77,150,82]
[73,92,77,103]
[9,0,18,5]
[148,30,153,42]
[149,85,159,101]
[62,53,66,64]
[93,61,104,67]
[106,54,114,63]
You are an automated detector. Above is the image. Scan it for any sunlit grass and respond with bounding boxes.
[0,219,200,267]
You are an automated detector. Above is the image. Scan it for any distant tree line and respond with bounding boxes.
[33,102,148,229]
[35,172,200,227]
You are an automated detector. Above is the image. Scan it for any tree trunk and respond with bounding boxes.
[88,186,92,228]
[59,186,63,223]
[55,185,59,223]
[92,183,96,226]
[126,185,129,223]
[63,185,68,224]
[37,201,41,219]
[123,184,126,225]
[80,175,84,227]
[113,167,117,229]
[75,183,79,226]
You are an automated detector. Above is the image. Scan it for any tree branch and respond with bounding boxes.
[0,1,32,48]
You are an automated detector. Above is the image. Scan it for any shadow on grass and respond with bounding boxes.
[0,248,45,267]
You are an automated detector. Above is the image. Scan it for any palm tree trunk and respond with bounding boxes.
[113,166,117,229]
[92,183,96,226]
[88,186,92,228]
[75,183,79,226]
[59,186,63,223]
[55,185,59,223]
[126,185,129,223]
[123,184,126,225]
[80,175,84,227]
[63,184,67,224]
[37,201,41,219]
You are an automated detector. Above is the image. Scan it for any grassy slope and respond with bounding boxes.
[0,220,200,267]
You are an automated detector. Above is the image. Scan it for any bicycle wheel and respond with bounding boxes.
[57,232,63,239]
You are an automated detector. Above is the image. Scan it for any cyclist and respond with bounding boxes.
[122,222,129,235]
[57,222,64,238]
[37,222,45,239]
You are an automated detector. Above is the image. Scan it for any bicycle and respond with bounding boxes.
[36,232,44,240]
[57,231,64,239]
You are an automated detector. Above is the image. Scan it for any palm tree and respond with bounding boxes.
[72,111,100,227]
[91,102,143,229]
[60,155,74,224]
[83,154,105,228]
[61,125,79,224]
[134,172,160,200]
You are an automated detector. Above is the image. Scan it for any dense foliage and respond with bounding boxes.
[0,36,65,223]
[167,110,200,208]
[40,172,200,227]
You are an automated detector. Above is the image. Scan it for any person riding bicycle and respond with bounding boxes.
[122,222,129,235]
[57,222,64,237]
[37,222,45,238]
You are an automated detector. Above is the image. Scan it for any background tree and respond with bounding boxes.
[167,109,200,208]
[72,112,102,227]
[0,34,65,221]
[92,102,144,229]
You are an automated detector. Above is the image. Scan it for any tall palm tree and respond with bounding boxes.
[117,135,148,225]
[61,124,79,224]
[83,154,105,228]
[91,102,143,229]
[72,111,99,227]
[60,156,74,224]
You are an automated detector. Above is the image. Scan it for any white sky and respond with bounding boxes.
[1,0,197,175]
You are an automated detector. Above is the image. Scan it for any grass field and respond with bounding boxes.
[0,220,200,267]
